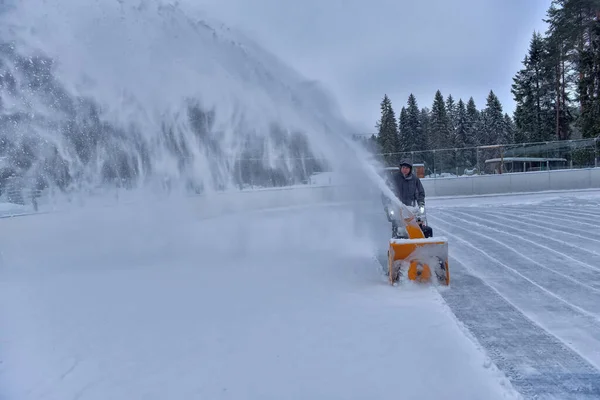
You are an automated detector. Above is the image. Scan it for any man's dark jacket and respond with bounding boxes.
[391,160,425,207]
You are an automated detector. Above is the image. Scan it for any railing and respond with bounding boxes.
[2,137,598,216]
[0,175,43,212]
[370,137,599,178]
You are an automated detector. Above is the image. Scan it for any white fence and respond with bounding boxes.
[0,183,366,220]
[421,168,600,197]
[201,168,600,206]
[187,184,366,219]
[2,168,600,220]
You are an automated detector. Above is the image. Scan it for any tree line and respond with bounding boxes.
[371,90,513,167]
[370,0,600,166]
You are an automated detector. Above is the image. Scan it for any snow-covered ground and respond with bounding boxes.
[1,194,518,400]
[426,188,600,399]
[1,188,600,399]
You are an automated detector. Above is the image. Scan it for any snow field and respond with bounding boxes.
[0,196,520,400]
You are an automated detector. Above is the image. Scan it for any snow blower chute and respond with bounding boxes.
[384,204,449,286]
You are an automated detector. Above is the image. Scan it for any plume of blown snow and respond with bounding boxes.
[0,0,374,202]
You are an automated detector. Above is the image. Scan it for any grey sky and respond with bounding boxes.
[191,0,551,133]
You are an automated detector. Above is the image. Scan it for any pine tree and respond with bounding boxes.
[481,90,507,145]
[375,94,400,165]
[429,90,452,150]
[419,107,433,170]
[511,31,557,143]
[398,106,409,154]
[454,99,472,171]
[446,94,457,146]
[404,94,427,153]
[464,97,480,168]
[465,97,481,147]
[455,99,468,149]
[504,113,516,144]
[544,0,585,140]
[429,90,453,173]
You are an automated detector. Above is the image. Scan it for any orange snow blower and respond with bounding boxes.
[385,204,449,286]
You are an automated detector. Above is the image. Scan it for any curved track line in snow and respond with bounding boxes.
[478,208,600,244]
[462,208,600,259]
[511,208,600,230]
[446,210,600,275]
[506,203,600,217]
[429,215,600,322]
[440,256,600,399]
[431,213,600,316]
[432,225,600,373]
[525,206,600,219]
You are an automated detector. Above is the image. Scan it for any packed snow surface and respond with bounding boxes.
[0,193,519,400]
[2,188,600,399]
[427,188,600,399]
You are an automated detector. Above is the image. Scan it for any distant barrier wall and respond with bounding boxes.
[189,184,366,219]
[194,168,600,213]
[2,169,599,220]
[0,184,367,220]
[421,168,600,197]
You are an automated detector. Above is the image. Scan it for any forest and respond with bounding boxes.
[369,0,600,170]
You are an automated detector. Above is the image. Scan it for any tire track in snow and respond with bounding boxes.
[479,208,600,244]
[465,208,600,258]
[431,213,600,318]
[447,210,600,277]
[426,221,600,393]
[429,216,600,326]
[370,197,600,398]
[506,204,600,220]
[439,256,600,400]
[428,217,600,367]
[528,206,600,219]
[509,208,599,230]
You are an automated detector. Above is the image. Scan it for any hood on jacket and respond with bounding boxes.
[398,159,413,176]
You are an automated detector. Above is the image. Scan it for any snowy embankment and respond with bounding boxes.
[0,195,519,400]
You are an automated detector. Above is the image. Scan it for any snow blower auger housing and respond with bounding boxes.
[385,205,449,286]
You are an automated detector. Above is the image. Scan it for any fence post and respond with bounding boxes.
[594,137,598,168]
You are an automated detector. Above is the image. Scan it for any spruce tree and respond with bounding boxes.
[429,90,453,172]
[430,90,452,150]
[455,99,468,149]
[404,94,427,153]
[465,97,480,147]
[464,97,480,168]
[454,99,471,171]
[446,94,458,146]
[419,107,433,169]
[398,106,409,154]
[504,113,516,144]
[375,94,400,165]
[481,90,507,145]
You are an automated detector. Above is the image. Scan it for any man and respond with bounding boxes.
[387,159,432,237]
[392,159,425,207]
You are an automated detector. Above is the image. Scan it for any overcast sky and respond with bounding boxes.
[191,0,551,133]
